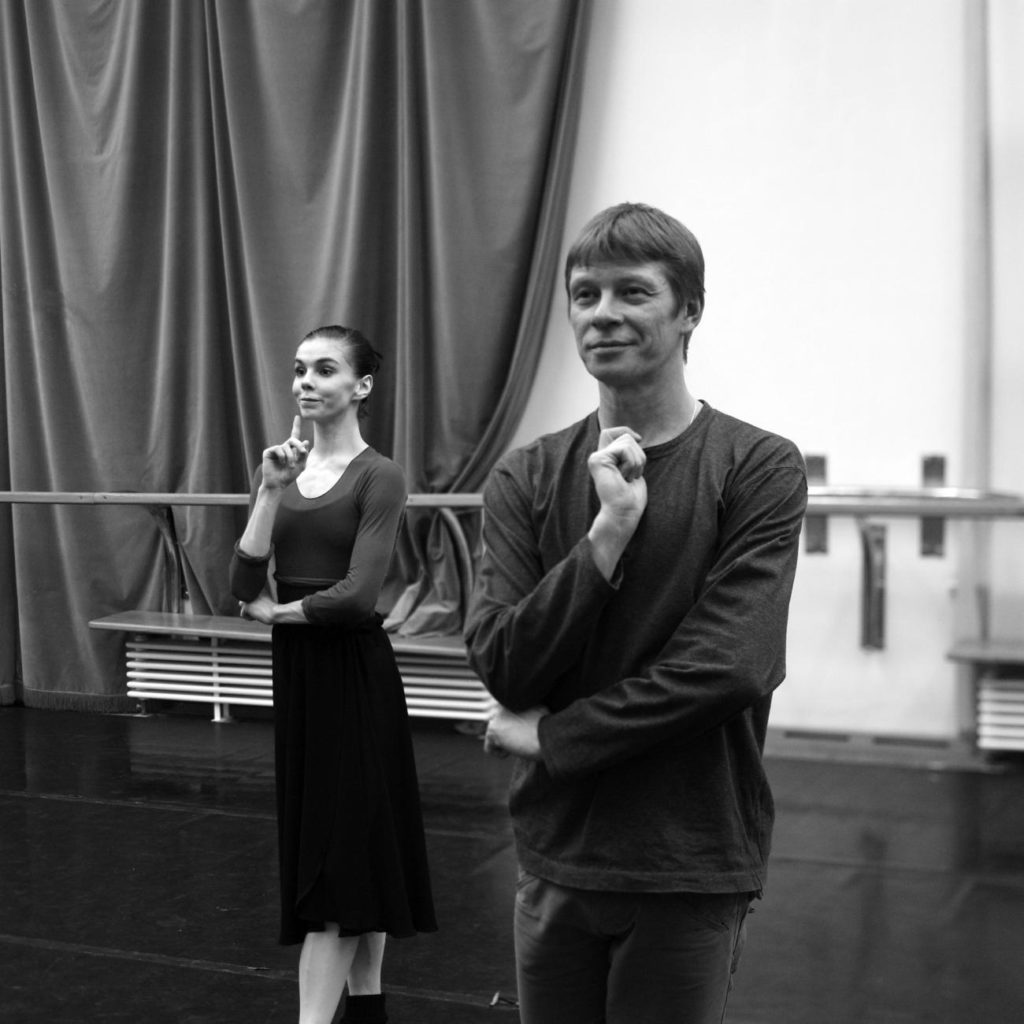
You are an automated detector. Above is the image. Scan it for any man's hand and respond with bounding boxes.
[587,426,647,579]
[588,426,647,515]
[483,705,548,761]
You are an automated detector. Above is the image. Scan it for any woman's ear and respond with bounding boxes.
[355,374,374,400]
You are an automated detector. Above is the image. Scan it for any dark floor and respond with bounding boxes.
[2,708,1024,1024]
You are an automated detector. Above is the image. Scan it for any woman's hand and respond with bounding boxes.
[260,416,309,491]
[240,591,277,624]
[240,593,308,625]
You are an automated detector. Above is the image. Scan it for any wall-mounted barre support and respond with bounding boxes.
[803,454,828,554]
[920,455,946,557]
[858,519,887,650]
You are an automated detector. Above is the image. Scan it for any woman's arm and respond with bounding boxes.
[239,588,307,625]
[229,418,309,608]
[237,417,309,558]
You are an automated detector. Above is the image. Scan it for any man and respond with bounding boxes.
[464,202,807,1023]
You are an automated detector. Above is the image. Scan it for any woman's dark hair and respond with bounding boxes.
[301,325,383,418]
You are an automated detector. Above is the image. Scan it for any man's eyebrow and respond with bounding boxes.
[570,270,660,286]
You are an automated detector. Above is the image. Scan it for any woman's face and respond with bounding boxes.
[291,337,371,422]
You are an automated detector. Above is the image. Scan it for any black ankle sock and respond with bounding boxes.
[341,992,388,1023]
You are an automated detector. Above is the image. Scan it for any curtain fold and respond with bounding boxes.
[390,0,592,636]
[0,0,589,708]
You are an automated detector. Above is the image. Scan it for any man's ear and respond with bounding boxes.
[681,297,704,332]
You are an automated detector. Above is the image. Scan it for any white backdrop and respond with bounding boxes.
[511,0,1024,739]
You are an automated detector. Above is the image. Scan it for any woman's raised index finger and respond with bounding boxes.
[290,416,302,440]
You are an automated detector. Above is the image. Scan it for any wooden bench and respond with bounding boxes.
[948,639,1024,752]
[89,611,495,725]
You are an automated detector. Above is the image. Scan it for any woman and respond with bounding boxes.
[230,325,436,1024]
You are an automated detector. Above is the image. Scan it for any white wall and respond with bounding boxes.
[511,0,1024,739]
[989,0,1024,638]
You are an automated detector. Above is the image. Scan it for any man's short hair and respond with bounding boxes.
[564,202,705,316]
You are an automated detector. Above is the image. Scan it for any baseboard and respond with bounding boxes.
[764,726,999,771]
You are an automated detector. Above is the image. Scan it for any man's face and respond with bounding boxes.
[567,262,701,389]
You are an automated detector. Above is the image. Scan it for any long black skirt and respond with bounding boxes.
[272,615,437,944]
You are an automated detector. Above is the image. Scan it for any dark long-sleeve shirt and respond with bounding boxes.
[464,404,807,893]
[229,447,406,625]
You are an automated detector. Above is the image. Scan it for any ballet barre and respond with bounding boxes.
[5,487,1024,743]
[1,490,488,724]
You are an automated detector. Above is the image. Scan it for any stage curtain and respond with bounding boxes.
[0,0,590,708]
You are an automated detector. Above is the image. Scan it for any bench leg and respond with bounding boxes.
[212,702,233,724]
[209,637,234,723]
